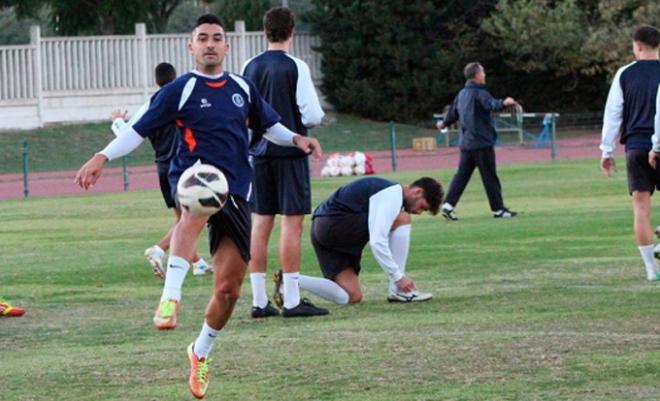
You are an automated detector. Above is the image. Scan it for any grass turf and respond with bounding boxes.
[1,158,659,400]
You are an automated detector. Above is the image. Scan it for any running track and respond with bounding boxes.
[0,134,610,200]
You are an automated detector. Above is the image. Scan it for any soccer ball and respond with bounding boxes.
[176,164,228,216]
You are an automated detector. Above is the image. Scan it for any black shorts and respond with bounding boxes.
[251,157,311,215]
[626,149,660,194]
[156,161,176,209]
[310,214,370,280]
[208,195,251,263]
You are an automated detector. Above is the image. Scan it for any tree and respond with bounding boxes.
[212,0,272,31]
[306,0,468,121]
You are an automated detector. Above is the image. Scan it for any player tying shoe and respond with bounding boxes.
[287,176,443,305]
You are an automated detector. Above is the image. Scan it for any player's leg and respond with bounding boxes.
[474,147,515,217]
[442,150,476,220]
[249,213,278,316]
[386,212,432,303]
[154,210,208,329]
[274,158,327,315]
[248,158,280,316]
[188,237,247,399]
[332,268,363,304]
[145,161,179,278]
[627,149,659,280]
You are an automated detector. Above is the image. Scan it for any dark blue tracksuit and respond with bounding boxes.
[443,81,507,211]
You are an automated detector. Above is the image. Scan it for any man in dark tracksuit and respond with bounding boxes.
[437,62,518,220]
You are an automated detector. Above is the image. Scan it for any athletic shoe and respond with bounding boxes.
[441,206,458,221]
[144,246,166,279]
[251,301,280,318]
[282,298,329,318]
[272,270,284,309]
[153,299,179,330]
[387,290,433,303]
[187,342,210,399]
[192,258,213,276]
[0,299,25,317]
[654,243,660,260]
[493,208,517,218]
[647,272,660,281]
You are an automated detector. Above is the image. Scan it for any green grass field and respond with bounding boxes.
[1,158,659,401]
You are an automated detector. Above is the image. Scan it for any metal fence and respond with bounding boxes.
[0,22,322,122]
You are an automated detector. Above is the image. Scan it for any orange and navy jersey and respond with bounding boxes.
[132,70,280,200]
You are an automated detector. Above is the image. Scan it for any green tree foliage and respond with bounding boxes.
[2,0,186,35]
[306,0,464,121]
[212,0,273,31]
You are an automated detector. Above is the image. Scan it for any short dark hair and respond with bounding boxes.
[154,62,176,87]
[464,62,483,80]
[264,7,295,43]
[411,177,444,215]
[195,14,224,30]
[632,25,660,49]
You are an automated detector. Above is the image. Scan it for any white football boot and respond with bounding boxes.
[387,289,433,303]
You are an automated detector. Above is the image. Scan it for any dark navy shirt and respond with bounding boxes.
[314,177,398,217]
[132,70,281,200]
[443,81,505,151]
[601,60,660,154]
[243,50,324,158]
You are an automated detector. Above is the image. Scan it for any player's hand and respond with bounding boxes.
[293,135,323,160]
[503,97,517,107]
[600,157,616,177]
[74,154,108,190]
[649,150,658,169]
[395,276,416,292]
[436,122,445,130]
[110,109,127,121]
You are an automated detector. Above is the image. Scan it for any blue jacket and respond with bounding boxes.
[444,81,505,150]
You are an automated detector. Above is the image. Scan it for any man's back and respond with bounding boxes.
[244,50,323,158]
[616,61,660,144]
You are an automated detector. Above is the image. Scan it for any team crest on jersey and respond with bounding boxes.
[232,93,244,108]
[200,98,211,108]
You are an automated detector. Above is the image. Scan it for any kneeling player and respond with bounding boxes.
[293,176,443,304]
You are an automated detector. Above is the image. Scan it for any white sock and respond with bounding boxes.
[282,272,301,309]
[160,255,190,302]
[388,225,411,293]
[442,202,454,211]
[193,320,222,359]
[250,272,268,308]
[299,275,349,304]
[638,245,658,280]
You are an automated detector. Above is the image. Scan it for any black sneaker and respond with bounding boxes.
[493,207,517,218]
[282,298,329,318]
[251,301,280,319]
[441,206,458,221]
[272,270,284,309]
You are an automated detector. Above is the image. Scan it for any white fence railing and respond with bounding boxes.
[0,22,322,128]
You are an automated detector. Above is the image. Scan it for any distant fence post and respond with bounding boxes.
[549,113,558,161]
[235,20,247,69]
[136,23,149,101]
[30,25,43,127]
[122,156,129,192]
[389,121,397,172]
[22,141,29,198]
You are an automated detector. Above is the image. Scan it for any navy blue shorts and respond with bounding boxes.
[626,149,660,195]
[208,195,251,263]
[250,157,311,215]
[156,161,176,209]
[310,214,369,280]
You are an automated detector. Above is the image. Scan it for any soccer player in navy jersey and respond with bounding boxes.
[600,25,660,282]
[296,176,443,304]
[242,7,327,318]
[75,14,322,399]
[109,62,211,278]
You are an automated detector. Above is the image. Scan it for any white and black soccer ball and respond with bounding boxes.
[176,164,228,216]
